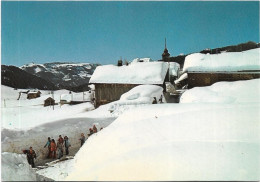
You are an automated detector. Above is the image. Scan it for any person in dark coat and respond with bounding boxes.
[64,136,71,155]
[93,125,97,133]
[152,97,157,104]
[79,133,85,147]
[44,137,51,158]
[22,147,36,168]
[88,128,94,137]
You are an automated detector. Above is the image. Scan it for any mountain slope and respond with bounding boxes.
[1,65,58,90]
[20,62,100,89]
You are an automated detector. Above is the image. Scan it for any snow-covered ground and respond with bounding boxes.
[35,79,260,181]
[1,85,116,162]
[1,85,94,130]
[2,79,260,181]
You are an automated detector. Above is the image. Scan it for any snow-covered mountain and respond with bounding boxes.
[20,62,100,90]
[1,65,58,90]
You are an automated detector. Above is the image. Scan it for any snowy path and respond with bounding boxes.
[2,117,116,162]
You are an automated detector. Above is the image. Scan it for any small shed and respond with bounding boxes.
[89,61,169,107]
[27,91,41,99]
[182,48,260,88]
[44,97,55,107]
[60,94,72,105]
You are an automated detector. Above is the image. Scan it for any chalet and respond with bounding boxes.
[44,97,55,107]
[27,90,41,99]
[180,48,260,88]
[89,61,169,107]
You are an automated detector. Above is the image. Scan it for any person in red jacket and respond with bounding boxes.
[58,135,64,144]
[50,139,57,159]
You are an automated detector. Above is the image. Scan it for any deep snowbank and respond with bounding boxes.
[65,103,260,181]
[2,152,39,181]
[180,79,260,103]
[63,79,260,181]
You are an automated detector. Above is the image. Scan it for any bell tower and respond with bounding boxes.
[162,38,170,62]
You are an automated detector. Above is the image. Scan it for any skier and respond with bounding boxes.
[64,136,71,155]
[43,137,51,158]
[50,139,57,159]
[57,139,64,159]
[93,124,97,133]
[79,133,85,147]
[22,147,37,168]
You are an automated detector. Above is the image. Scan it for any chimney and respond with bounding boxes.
[117,59,123,66]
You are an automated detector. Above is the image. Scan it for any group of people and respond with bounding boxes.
[23,124,104,168]
[44,135,71,159]
[79,124,103,147]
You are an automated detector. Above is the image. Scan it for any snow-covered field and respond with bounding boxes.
[1,86,95,130]
[2,79,260,181]
[40,79,260,181]
[1,86,116,162]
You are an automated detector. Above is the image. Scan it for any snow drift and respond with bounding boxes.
[180,79,260,103]
[2,152,38,181]
[64,79,260,181]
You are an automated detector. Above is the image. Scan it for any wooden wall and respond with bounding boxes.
[187,72,260,88]
[95,83,140,107]
[94,83,164,107]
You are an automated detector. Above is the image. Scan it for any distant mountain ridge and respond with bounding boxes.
[20,62,100,91]
[1,65,58,90]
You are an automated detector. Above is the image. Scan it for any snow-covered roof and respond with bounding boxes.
[130,58,153,64]
[183,48,260,72]
[89,62,168,85]
[28,90,40,94]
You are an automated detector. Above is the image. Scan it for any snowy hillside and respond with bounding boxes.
[1,65,57,90]
[20,62,100,89]
[36,79,260,181]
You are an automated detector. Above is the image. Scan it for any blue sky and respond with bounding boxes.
[1,1,259,66]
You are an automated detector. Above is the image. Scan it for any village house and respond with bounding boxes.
[27,90,41,99]
[89,61,169,107]
[44,97,55,107]
[178,48,260,88]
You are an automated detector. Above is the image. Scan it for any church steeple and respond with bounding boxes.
[162,38,170,62]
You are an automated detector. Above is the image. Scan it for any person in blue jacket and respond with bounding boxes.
[44,137,51,158]
[64,136,71,155]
